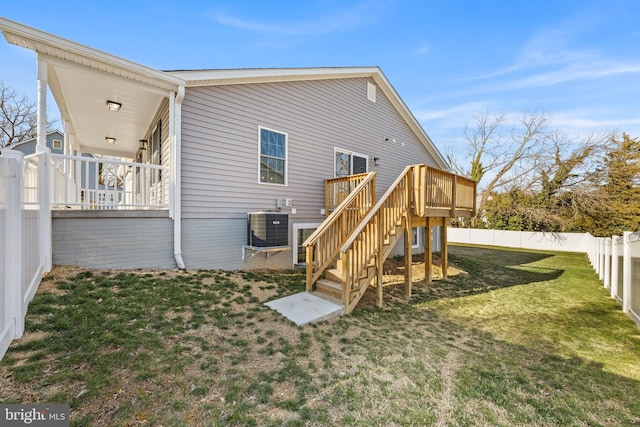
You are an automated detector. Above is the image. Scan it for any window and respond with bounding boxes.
[334,148,368,177]
[293,223,320,266]
[52,139,62,150]
[149,122,161,184]
[412,227,420,249]
[259,127,287,185]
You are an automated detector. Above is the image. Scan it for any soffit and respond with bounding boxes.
[0,17,184,157]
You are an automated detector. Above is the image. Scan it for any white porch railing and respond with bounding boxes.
[50,153,168,210]
[1,150,48,361]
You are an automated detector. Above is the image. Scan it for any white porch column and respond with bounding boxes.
[36,58,47,149]
[36,56,52,272]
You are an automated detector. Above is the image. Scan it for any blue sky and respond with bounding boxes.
[1,0,639,163]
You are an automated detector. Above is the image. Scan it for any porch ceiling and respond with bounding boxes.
[0,17,184,159]
[47,57,166,158]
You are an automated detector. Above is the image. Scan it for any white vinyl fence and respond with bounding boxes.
[449,227,640,327]
[448,228,592,252]
[591,232,640,327]
[0,149,50,361]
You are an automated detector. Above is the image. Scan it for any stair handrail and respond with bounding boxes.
[338,164,417,313]
[303,171,376,290]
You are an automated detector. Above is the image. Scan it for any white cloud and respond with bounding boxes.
[414,46,430,56]
[414,101,493,122]
[502,61,640,91]
[465,23,640,92]
[550,111,640,135]
[213,1,384,37]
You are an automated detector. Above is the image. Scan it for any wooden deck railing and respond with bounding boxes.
[338,165,414,314]
[324,173,371,213]
[455,175,476,214]
[304,172,376,290]
[415,165,476,217]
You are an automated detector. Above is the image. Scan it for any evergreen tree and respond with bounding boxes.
[600,133,640,234]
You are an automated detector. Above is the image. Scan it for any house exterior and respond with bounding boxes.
[9,131,103,195]
[0,17,472,277]
[8,131,65,156]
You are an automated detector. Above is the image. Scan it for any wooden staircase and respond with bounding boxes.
[305,164,476,314]
[315,216,406,306]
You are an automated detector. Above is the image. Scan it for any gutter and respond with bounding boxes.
[172,85,186,269]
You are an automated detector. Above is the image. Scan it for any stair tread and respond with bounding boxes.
[316,279,342,291]
[311,291,343,306]
[324,268,342,283]
[316,278,343,301]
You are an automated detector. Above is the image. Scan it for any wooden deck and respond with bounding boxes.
[304,164,476,314]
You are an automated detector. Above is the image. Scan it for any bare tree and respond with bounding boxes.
[0,81,57,148]
[535,130,610,202]
[454,110,550,223]
[453,108,614,232]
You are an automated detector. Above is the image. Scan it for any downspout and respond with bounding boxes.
[172,85,186,269]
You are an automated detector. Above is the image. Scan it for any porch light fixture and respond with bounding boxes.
[139,139,148,150]
[106,100,122,111]
[373,157,380,166]
[105,137,116,144]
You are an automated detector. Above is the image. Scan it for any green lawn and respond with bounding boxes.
[1,245,639,426]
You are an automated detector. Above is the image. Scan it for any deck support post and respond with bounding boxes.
[403,215,412,297]
[425,217,432,283]
[343,251,352,312]
[377,216,384,308]
[441,218,449,280]
[306,245,313,292]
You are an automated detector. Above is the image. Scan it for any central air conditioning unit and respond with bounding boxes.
[247,211,289,248]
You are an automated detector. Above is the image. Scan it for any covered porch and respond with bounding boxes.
[0,17,189,274]
[1,17,185,213]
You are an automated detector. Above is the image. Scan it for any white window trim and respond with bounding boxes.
[148,122,161,165]
[333,147,369,177]
[52,139,62,150]
[258,126,288,186]
[292,222,321,265]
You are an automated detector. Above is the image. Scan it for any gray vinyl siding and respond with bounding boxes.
[180,77,440,221]
[10,132,65,156]
[179,77,441,270]
[182,218,292,270]
[52,211,175,269]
